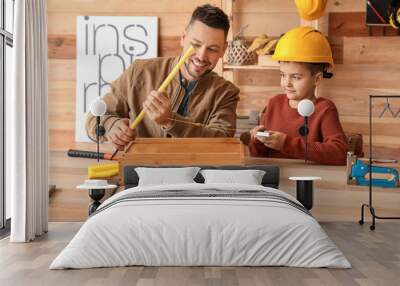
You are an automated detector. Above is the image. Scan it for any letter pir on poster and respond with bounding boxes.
[75,16,158,142]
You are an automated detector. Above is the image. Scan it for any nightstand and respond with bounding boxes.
[77,180,117,215]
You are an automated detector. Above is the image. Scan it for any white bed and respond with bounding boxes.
[50,182,351,269]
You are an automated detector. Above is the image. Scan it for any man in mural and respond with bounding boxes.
[86,4,239,151]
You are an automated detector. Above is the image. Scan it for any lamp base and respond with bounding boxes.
[296,180,313,210]
[88,188,105,215]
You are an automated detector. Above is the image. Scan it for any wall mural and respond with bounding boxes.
[76,16,158,142]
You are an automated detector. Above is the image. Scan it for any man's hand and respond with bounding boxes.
[106,118,136,151]
[262,131,287,151]
[143,90,174,128]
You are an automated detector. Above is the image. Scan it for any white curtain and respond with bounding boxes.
[9,0,48,242]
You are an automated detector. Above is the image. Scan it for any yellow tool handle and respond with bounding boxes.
[130,110,146,130]
[129,45,195,130]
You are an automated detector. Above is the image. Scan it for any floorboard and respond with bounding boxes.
[1,221,399,286]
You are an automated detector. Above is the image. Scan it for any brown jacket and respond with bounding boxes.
[86,56,240,141]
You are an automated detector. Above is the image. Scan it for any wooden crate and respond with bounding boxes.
[118,138,246,184]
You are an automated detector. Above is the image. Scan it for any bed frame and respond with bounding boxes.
[123,165,280,189]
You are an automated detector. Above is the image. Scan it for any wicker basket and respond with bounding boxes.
[227,39,256,65]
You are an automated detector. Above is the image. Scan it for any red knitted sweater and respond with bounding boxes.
[249,94,348,165]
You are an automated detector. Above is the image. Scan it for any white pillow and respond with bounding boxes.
[135,167,200,186]
[200,169,266,185]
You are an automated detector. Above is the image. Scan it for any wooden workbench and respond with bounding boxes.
[49,138,400,222]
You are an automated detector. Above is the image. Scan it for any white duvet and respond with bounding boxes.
[50,183,351,269]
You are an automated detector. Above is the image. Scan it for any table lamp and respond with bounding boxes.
[89,98,107,162]
[297,99,315,163]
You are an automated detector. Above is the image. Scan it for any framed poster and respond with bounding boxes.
[76,16,158,142]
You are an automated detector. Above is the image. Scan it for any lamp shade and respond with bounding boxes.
[90,98,107,116]
[297,99,315,117]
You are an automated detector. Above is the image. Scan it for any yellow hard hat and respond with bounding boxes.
[272,26,334,70]
[295,0,327,21]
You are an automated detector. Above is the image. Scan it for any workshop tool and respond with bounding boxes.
[88,163,120,179]
[389,0,400,30]
[67,149,117,161]
[68,150,119,179]
[347,153,399,188]
[367,0,387,24]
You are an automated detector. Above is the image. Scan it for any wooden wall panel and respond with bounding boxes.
[234,0,365,13]
[321,87,400,117]
[328,12,399,38]
[47,0,400,221]
[48,35,181,60]
[325,0,365,12]
[343,37,400,65]
[328,12,399,63]
[47,12,192,36]
[329,12,369,37]
[47,1,400,154]
[321,64,400,90]
[48,1,400,217]
[48,35,76,59]
[236,85,282,116]
[234,69,280,86]
[48,59,75,81]
[234,64,400,90]
[47,0,221,13]
[232,12,299,37]
[47,0,217,152]
[234,0,297,13]
[158,37,181,57]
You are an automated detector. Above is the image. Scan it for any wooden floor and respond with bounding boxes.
[1,221,400,286]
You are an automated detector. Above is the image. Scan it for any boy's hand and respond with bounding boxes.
[250,125,265,141]
[262,131,287,151]
[143,90,173,127]
[106,118,136,150]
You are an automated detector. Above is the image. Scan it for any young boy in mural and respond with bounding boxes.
[86,4,239,151]
[248,26,348,165]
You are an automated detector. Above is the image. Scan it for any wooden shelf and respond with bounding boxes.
[223,64,279,70]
